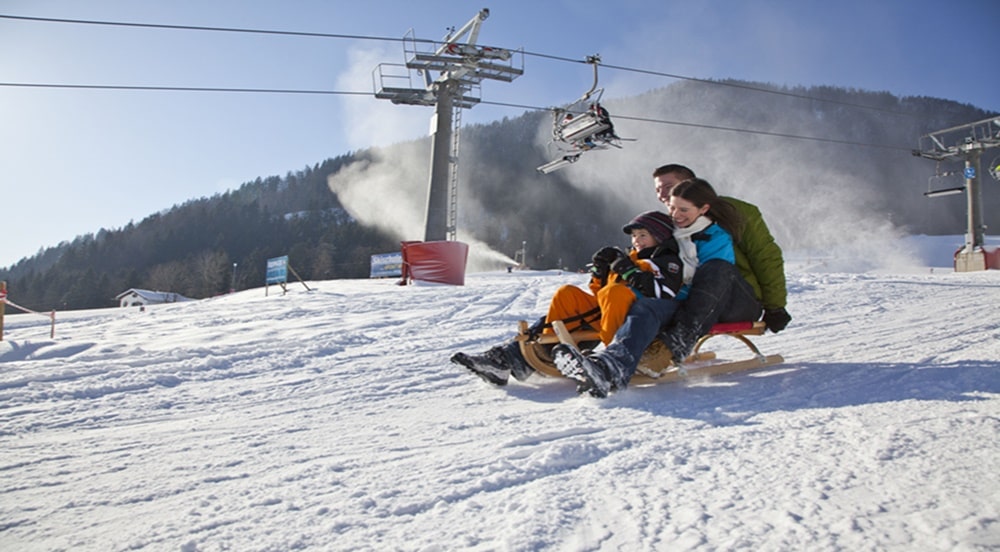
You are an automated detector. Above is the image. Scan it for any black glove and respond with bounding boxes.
[610,255,638,279]
[628,271,656,297]
[590,246,625,281]
[526,315,547,339]
[763,307,791,333]
[611,256,656,297]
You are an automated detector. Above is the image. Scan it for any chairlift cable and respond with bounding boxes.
[0,82,370,96]
[479,100,912,152]
[0,78,913,153]
[516,48,920,118]
[1,13,924,118]
[0,13,422,44]
[608,112,914,152]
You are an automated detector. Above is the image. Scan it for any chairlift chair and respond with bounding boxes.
[537,55,629,173]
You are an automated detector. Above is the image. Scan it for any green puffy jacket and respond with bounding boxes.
[723,196,787,310]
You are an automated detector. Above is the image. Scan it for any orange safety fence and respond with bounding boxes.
[0,294,56,340]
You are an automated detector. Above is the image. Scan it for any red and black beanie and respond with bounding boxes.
[622,211,674,243]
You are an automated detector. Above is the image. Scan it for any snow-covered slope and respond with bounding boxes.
[1,255,998,550]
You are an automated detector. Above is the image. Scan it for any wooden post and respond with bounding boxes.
[0,281,6,341]
[287,264,312,292]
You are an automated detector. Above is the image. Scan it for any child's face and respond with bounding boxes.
[631,228,659,251]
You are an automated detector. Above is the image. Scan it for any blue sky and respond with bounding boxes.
[2,0,998,268]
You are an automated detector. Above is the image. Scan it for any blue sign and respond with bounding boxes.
[370,252,403,278]
[964,167,976,179]
[266,256,288,284]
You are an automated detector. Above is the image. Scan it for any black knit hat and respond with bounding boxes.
[622,211,674,243]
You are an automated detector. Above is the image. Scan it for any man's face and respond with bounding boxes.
[654,173,684,205]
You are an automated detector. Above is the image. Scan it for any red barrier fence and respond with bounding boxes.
[398,241,469,286]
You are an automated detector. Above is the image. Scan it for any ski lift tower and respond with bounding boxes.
[373,8,523,241]
[913,117,1000,271]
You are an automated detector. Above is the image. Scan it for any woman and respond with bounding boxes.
[667,177,743,300]
[554,178,749,398]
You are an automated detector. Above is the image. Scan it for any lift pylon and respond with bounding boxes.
[913,117,1000,271]
[372,8,524,242]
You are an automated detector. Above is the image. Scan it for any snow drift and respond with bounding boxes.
[1,239,998,551]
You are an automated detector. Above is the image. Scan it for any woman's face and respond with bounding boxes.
[668,196,709,228]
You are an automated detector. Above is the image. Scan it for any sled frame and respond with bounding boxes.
[516,319,784,385]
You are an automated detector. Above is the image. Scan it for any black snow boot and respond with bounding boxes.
[500,340,536,382]
[450,340,534,386]
[552,344,615,398]
[657,321,702,364]
[450,347,511,386]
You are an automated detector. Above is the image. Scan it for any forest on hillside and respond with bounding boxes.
[1,155,399,310]
[1,80,995,311]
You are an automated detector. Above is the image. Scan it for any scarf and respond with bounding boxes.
[671,215,713,284]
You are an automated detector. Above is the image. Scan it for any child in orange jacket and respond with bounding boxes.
[542,210,683,345]
[451,211,683,386]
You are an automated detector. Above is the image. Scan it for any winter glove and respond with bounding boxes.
[763,307,791,333]
[590,246,625,281]
[610,255,637,278]
[526,315,547,339]
[628,271,656,297]
[611,256,656,297]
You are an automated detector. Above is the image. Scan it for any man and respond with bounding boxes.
[653,164,788,320]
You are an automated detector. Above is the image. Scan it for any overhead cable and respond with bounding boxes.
[0,13,919,118]
[0,80,913,151]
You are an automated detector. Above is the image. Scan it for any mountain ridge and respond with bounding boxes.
[1,80,995,310]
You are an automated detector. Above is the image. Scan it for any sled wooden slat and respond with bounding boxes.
[516,318,783,384]
[630,353,785,385]
[516,320,600,346]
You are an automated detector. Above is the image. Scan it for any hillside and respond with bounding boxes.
[1,237,998,550]
[1,81,996,311]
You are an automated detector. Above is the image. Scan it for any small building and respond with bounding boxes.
[115,289,193,308]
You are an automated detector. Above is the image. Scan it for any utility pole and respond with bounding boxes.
[373,8,523,242]
[913,117,1000,271]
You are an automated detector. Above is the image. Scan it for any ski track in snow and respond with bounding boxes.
[1,267,998,551]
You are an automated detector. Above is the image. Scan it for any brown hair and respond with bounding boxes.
[652,164,696,180]
[670,178,744,243]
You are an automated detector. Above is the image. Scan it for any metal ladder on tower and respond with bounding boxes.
[446,102,463,241]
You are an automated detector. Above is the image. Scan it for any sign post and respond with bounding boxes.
[266,256,289,296]
[265,256,312,296]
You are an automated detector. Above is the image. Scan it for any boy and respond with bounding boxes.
[450,211,684,386]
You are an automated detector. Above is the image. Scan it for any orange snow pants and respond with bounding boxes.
[544,283,639,345]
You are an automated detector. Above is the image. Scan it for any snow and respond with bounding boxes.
[1,239,999,551]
